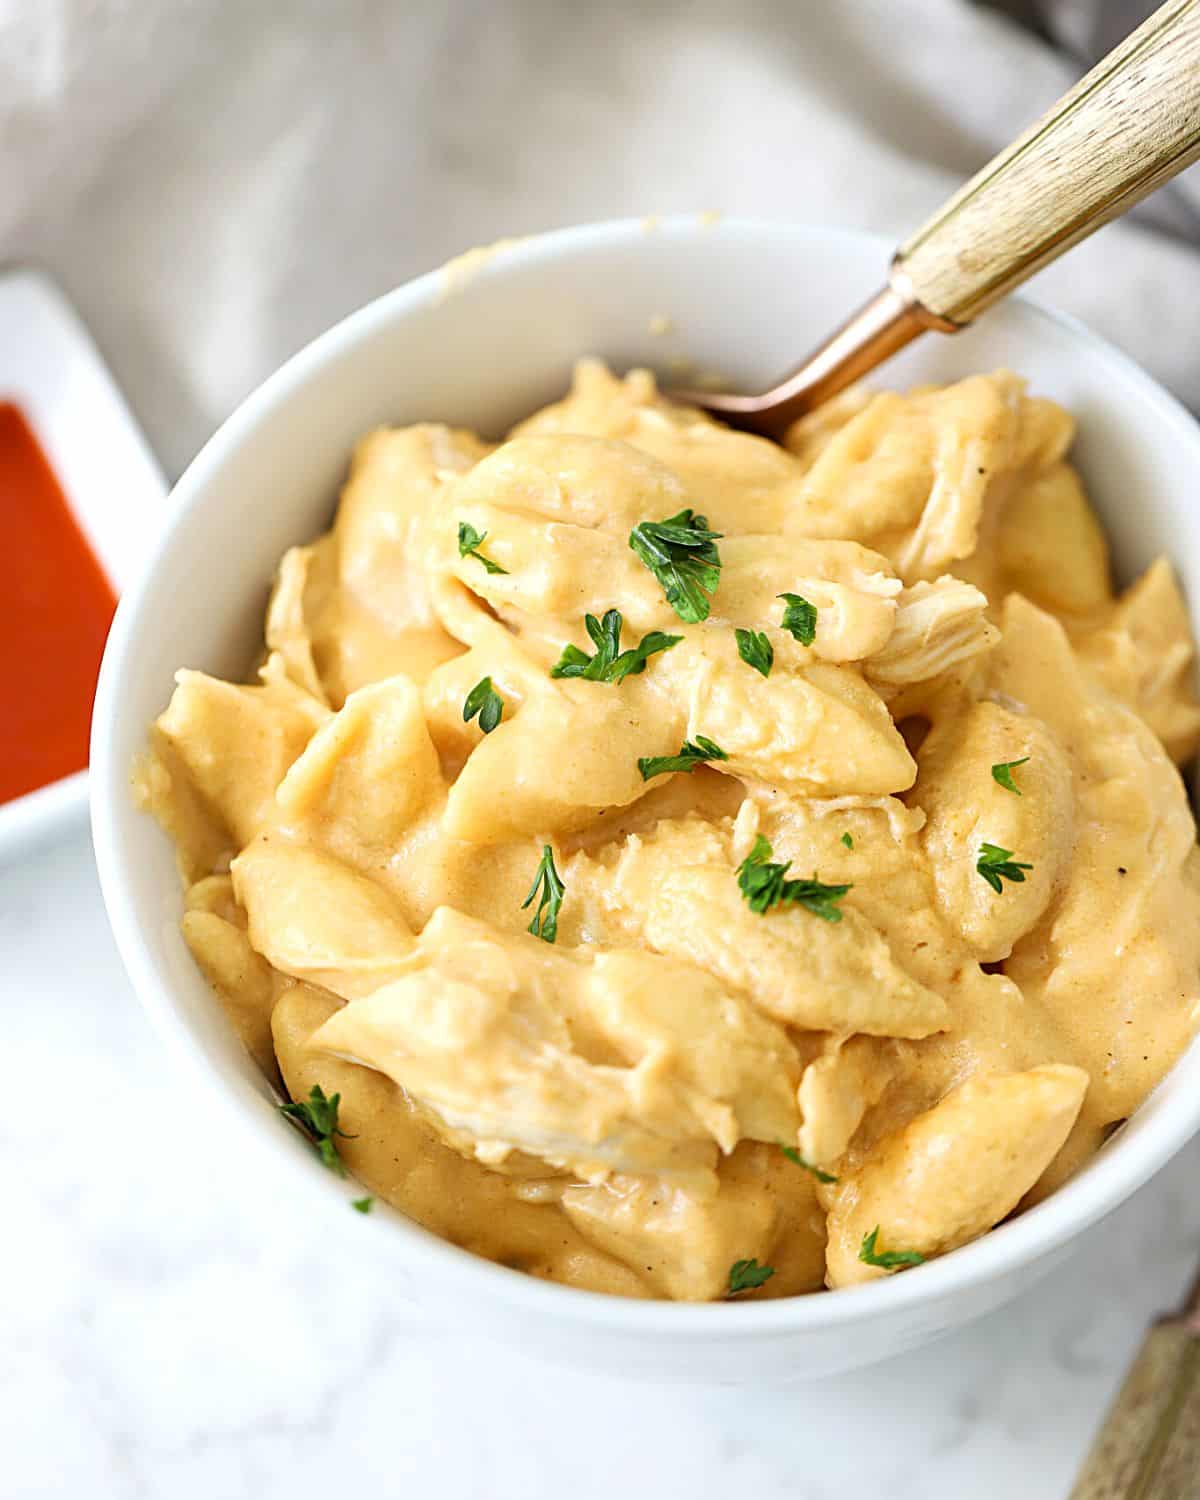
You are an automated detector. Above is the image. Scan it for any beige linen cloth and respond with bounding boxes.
[2,0,1198,479]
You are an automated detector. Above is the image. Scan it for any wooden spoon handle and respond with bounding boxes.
[1068,1321,1200,1498]
[895,0,1200,327]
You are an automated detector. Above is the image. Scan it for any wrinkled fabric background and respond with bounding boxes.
[1,0,1197,479]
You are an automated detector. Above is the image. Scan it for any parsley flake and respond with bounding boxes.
[976,841,1033,894]
[628,509,723,623]
[736,834,851,922]
[352,1197,374,1214]
[735,628,774,678]
[841,832,854,850]
[457,521,508,575]
[637,735,729,781]
[279,1085,355,1176]
[859,1226,926,1270]
[781,1145,839,1184]
[522,844,565,943]
[991,757,1030,795]
[462,676,504,733]
[550,609,681,684]
[778,592,817,646]
[727,1258,775,1296]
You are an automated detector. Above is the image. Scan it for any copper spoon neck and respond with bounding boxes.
[677,265,955,439]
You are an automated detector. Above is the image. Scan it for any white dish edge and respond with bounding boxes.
[0,266,166,860]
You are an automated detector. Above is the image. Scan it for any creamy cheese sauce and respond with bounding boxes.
[136,361,1200,1300]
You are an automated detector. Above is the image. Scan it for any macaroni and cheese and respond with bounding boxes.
[136,361,1200,1301]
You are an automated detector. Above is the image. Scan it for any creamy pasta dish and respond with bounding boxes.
[136,361,1200,1301]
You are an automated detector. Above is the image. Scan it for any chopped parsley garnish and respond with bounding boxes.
[352,1197,374,1214]
[279,1085,354,1176]
[841,832,854,850]
[778,592,817,646]
[550,609,681,684]
[991,757,1029,795]
[637,735,729,781]
[735,627,774,678]
[462,676,504,733]
[976,841,1033,894]
[858,1226,926,1270]
[457,521,509,575]
[781,1145,839,1184]
[522,844,565,943]
[736,834,851,922]
[727,1258,775,1296]
[628,508,722,623]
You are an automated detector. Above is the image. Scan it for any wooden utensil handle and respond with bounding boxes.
[1068,1322,1200,1498]
[896,0,1200,326]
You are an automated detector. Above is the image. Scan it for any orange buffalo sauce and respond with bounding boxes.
[0,401,117,805]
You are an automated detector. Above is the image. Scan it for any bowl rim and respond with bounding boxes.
[92,214,1200,1335]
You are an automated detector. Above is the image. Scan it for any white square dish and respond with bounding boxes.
[0,267,166,858]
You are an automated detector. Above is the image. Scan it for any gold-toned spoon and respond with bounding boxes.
[682,0,1200,436]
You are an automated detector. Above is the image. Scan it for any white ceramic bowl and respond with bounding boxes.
[91,218,1200,1382]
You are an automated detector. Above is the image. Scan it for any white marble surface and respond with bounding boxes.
[3,822,1198,1499]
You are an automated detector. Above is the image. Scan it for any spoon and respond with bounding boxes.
[682,0,1200,436]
